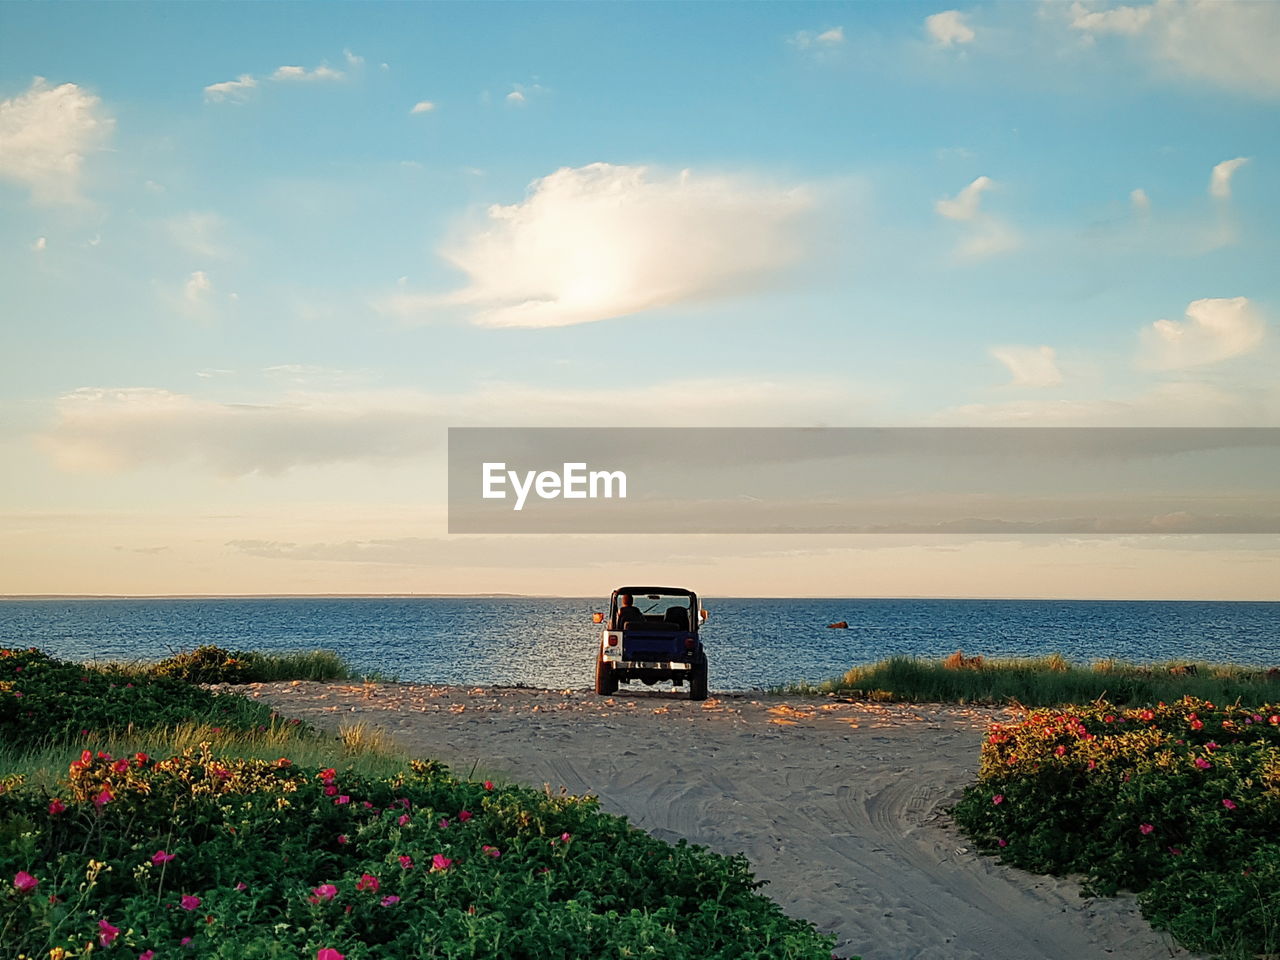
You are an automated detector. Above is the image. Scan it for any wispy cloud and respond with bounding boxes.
[789,26,845,52]
[385,162,815,328]
[1067,1,1280,97]
[410,100,436,114]
[272,65,345,82]
[183,270,212,304]
[203,74,257,103]
[0,77,114,204]
[1209,157,1249,199]
[990,345,1064,388]
[925,10,975,48]
[1130,187,1151,215]
[935,176,1019,259]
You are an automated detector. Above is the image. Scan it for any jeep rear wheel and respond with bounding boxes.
[595,657,618,696]
[688,655,708,701]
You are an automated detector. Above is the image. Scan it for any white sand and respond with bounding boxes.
[235,682,1197,960]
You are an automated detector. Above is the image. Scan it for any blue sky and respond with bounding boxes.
[1,1,1277,597]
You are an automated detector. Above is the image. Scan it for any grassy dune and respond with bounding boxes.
[798,652,1280,707]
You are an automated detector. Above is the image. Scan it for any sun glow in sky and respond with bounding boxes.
[1,1,1277,598]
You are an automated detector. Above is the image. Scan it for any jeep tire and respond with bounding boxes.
[688,653,708,701]
[595,657,618,696]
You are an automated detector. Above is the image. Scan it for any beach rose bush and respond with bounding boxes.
[954,697,1280,958]
[0,748,836,959]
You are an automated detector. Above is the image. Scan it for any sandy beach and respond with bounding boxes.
[234,681,1195,960]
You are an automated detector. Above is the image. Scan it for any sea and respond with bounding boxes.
[0,597,1276,691]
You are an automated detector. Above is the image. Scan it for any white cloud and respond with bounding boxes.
[789,26,846,53]
[991,345,1064,387]
[935,176,1019,259]
[410,100,436,114]
[505,90,525,104]
[203,74,257,103]
[504,83,546,105]
[935,175,992,220]
[1140,296,1265,369]
[344,49,364,67]
[184,270,212,304]
[38,377,870,475]
[388,163,814,329]
[0,77,114,204]
[272,65,345,82]
[1209,157,1248,199]
[1069,1,1152,35]
[1068,1,1280,96]
[1130,187,1151,214]
[925,10,975,47]
[32,236,46,252]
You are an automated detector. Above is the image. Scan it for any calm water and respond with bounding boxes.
[0,598,1276,691]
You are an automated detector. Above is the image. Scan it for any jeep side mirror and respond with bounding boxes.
[699,609,709,621]
[592,612,605,624]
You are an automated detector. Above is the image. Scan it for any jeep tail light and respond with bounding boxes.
[685,638,695,650]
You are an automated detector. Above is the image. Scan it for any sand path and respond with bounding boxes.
[236,682,1194,960]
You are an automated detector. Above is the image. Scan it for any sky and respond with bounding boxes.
[1,0,1277,599]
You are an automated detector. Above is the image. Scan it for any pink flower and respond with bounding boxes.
[1139,823,1155,835]
[397,814,410,827]
[560,832,571,843]
[399,855,414,869]
[337,835,349,845]
[235,881,248,891]
[1223,798,1238,810]
[152,850,175,864]
[180,937,192,946]
[99,918,121,946]
[997,838,1008,848]
[356,873,380,892]
[324,785,338,796]
[1168,846,1183,856]
[317,951,345,960]
[482,845,501,858]
[431,854,453,872]
[140,951,155,960]
[484,781,494,790]
[311,883,338,902]
[992,794,1004,805]
[380,895,401,906]
[94,788,113,808]
[1195,757,1212,770]
[458,810,473,822]
[334,795,350,805]
[439,818,449,829]
[48,798,65,815]
[180,894,201,910]
[13,871,38,893]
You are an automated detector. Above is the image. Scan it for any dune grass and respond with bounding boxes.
[795,653,1280,708]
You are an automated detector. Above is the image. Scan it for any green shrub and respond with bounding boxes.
[953,697,1280,958]
[0,647,281,751]
[150,645,351,684]
[0,749,836,959]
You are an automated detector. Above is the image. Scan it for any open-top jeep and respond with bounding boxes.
[592,586,708,700]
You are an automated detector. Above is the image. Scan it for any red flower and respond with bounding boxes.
[334,795,350,805]
[180,894,201,910]
[992,794,1004,805]
[94,788,113,808]
[1194,757,1212,770]
[356,873,380,892]
[13,871,38,893]
[48,798,65,815]
[399,855,414,869]
[397,813,410,827]
[152,850,175,864]
[1223,798,1238,810]
[311,883,338,902]
[317,950,345,960]
[140,951,156,960]
[99,918,121,946]
[380,895,401,906]
[458,809,473,822]
[484,781,494,790]
[431,854,453,872]
[1139,823,1154,835]
[482,845,501,858]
